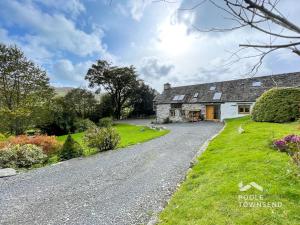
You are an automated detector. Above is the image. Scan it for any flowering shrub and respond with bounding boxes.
[273,134,300,156]
[0,144,47,168]
[4,135,61,155]
[84,126,120,152]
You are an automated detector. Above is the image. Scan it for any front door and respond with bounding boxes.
[206,105,215,120]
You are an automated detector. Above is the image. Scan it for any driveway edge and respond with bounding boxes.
[147,122,226,225]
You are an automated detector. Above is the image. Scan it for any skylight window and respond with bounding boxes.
[213,92,222,100]
[210,86,216,91]
[193,93,199,98]
[252,81,262,87]
[173,95,185,101]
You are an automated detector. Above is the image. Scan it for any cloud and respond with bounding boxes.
[33,0,85,18]
[140,57,175,80]
[0,0,111,58]
[52,59,92,87]
[128,0,151,21]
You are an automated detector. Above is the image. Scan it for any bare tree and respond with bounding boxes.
[155,0,300,75]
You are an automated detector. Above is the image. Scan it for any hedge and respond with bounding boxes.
[252,87,300,123]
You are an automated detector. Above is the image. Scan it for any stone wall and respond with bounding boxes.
[156,104,171,123]
[182,104,206,118]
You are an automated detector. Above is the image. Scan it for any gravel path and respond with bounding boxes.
[0,120,223,225]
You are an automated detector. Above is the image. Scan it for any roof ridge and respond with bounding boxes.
[170,71,300,89]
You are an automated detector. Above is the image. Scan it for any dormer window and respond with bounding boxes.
[210,86,216,91]
[252,81,262,87]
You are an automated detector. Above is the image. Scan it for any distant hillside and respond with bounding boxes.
[54,87,74,97]
[53,87,102,101]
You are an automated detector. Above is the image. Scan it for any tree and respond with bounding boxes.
[64,88,97,119]
[85,60,139,119]
[0,44,54,134]
[156,0,300,75]
[130,81,156,117]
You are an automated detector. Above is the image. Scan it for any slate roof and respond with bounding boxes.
[154,72,300,104]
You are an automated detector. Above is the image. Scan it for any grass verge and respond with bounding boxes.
[57,123,169,156]
[159,116,300,225]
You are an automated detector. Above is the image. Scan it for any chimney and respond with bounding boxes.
[164,83,171,91]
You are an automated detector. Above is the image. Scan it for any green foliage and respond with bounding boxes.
[74,118,96,132]
[85,60,139,119]
[129,82,156,117]
[0,44,54,135]
[64,88,97,118]
[0,133,6,142]
[0,144,47,168]
[252,87,300,123]
[60,134,83,160]
[84,127,120,152]
[99,117,113,128]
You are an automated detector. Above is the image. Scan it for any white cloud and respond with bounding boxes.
[52,59,92,87]
[33,0,86,18]
[128,0,151,21]
[0,0,112,58]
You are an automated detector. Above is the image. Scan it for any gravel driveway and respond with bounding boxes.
[0,120,223,225]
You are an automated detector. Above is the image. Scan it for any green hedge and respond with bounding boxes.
[252,87,300,123]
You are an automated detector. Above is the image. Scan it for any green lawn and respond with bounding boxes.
[159,116,300,225]
[57,123,169,156]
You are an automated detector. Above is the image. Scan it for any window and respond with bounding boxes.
[238,105,250,114]
[170,109,175,117]
[252,81,262,87]
[210,86,216,91]
[173,95,185,101]
[213,92,222,100]
[171,103,182,109]
[193,93,199,98]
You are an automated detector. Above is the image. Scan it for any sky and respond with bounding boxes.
[0,0,300,92]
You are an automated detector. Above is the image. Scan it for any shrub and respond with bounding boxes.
[6,135,61,155]
[0,133,6,142]
[99,117,113,128]
[74,118,96,132]
[60,134,83,160]
[84,127,120,152]
[252,87,300,123]
[0,144,47,168]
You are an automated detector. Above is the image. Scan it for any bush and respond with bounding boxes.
[0,144,47,168]
[6,135,61,156]
[84,127,120,152]
[252,87,300,123]
[60,134,83,160]
[99,117,113,128]
[74,118,96,132]
[0,133,7,142]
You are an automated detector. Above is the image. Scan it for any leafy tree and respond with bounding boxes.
[85,60,138,119]
[130,81,156,117]
[38,97,77,135]
[0,44,54,134]
[64,88,97,119]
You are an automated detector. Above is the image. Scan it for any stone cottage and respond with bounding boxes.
[153,72,300,123]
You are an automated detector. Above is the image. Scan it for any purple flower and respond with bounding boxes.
[273,139,287,150]
[284,134,296,142]
[290,135,300,143]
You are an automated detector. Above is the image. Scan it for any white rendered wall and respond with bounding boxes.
[220,102,255,121]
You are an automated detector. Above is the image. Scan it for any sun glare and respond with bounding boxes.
[157,22,191,56]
